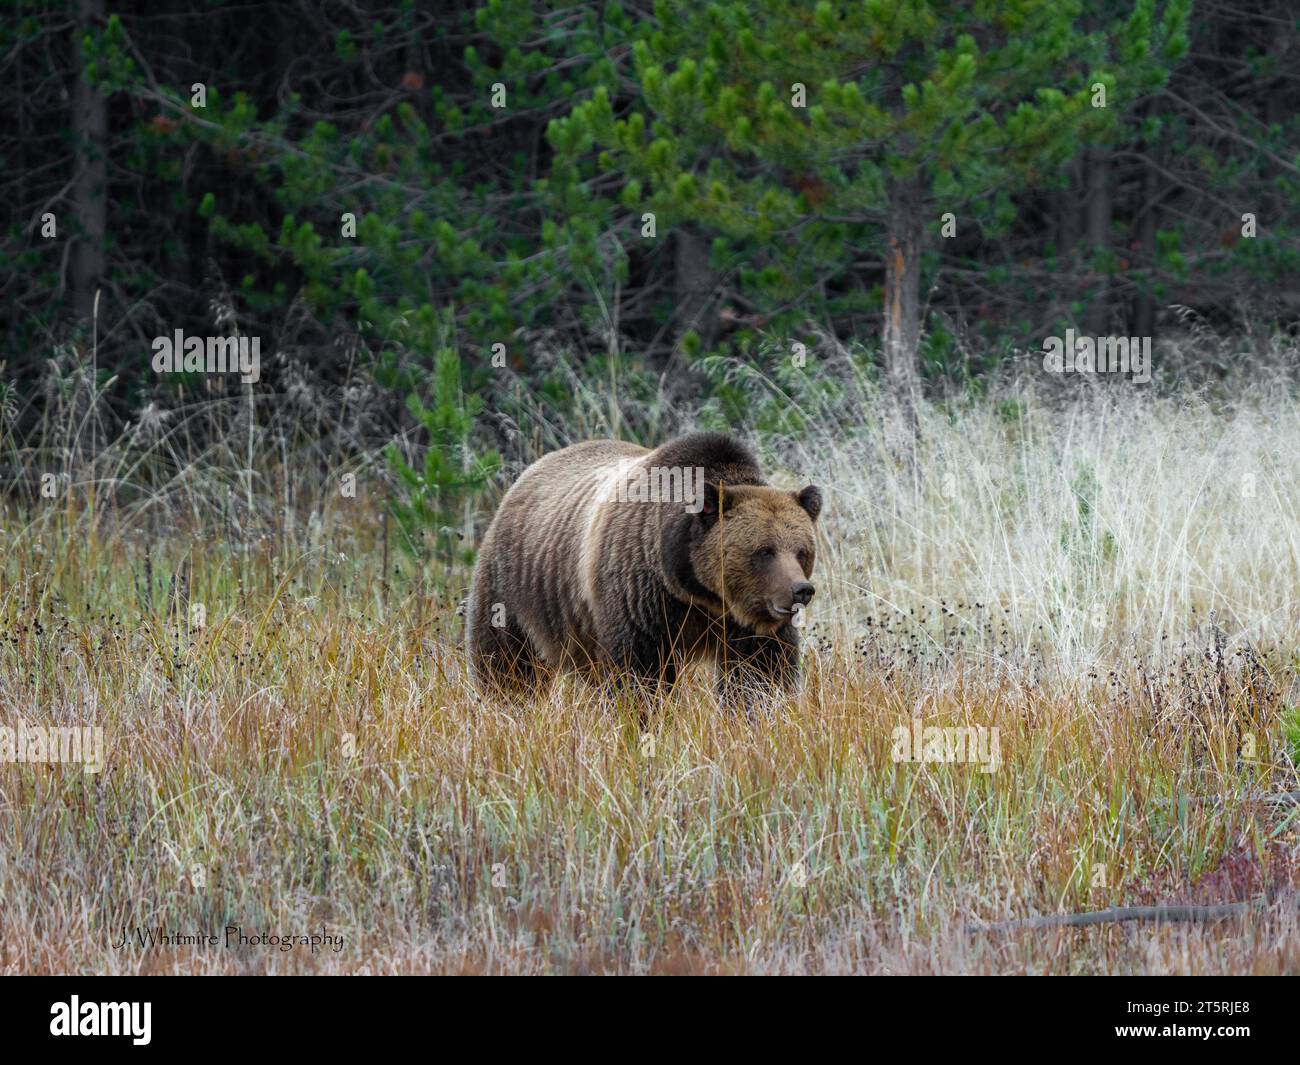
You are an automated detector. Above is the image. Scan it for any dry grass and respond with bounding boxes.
[2,351,1299,974]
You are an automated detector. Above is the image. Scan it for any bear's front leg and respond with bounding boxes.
[717,622,801,710]
[593,585,686,709]
[602,629,679,707]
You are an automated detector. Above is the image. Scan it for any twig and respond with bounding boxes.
[972,894,1299,934]
[1153,791,1300,810]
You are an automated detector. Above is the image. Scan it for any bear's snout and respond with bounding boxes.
[791,581,815,607]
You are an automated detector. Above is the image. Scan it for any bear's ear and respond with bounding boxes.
[795,484,822,522]
[697,482,726,528]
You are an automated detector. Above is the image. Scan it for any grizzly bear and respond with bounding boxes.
[466,432,821,705]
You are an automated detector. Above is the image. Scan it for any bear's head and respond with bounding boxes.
[688,482,822,634]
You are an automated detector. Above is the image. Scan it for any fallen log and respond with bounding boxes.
[971,893,1299,933]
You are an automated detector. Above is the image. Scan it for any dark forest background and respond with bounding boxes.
[2,0,1298,531]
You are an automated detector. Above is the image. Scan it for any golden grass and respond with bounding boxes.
[1,374,1298,974]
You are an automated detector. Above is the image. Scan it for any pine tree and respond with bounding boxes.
[551,0,1191,413]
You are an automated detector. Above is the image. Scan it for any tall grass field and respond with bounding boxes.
[2,340,1298,974]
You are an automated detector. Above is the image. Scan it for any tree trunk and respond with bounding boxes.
[882,175,923,458]
[1057,154,1083,259]
[1084,146,1111,336]
[71,0,107,323]
[673,226,718,350]
[1132,138,1162,340]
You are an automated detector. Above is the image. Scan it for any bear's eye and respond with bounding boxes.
[753,547,775,562]
[797,550,811,568]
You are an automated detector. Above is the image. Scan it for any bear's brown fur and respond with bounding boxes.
[466,432,821,704]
